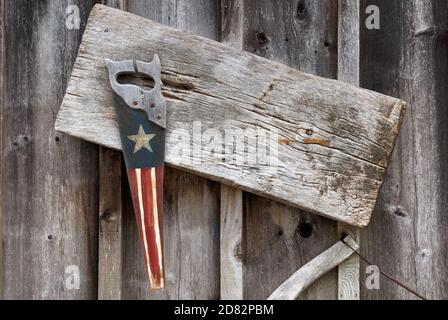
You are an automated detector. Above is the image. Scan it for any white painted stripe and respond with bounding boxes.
[151,167,164,286]
[136,168,153,283]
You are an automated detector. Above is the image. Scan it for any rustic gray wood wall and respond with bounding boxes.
[359,0,448,300]
[0,0,100,299]
[1,0,447,299]
[240,0,340,300]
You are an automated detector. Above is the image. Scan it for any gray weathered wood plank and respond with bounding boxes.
[360,0,448,299]
[55,4,406,227]
[337,0,361,300]
[97,0,124,301]
[119,0,221,299]
[98,147,122,299]
[219,0,244,300]
[242,0,340,300]
[0,0,5,298]
[220,185,243,299]
[1,0,99,299]
[245,198,341,299]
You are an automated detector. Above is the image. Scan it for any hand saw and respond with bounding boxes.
[105,55,166,290]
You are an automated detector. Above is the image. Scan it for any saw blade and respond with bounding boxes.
[105,55,166,290]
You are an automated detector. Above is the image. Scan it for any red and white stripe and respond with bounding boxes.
[128,166,164,290]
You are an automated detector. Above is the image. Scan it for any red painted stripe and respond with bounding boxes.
[128,167,165,289]
[141,168,154,227]
[141,168,163,288]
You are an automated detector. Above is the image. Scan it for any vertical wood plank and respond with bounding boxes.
[337,0,361,300]
[0,0,5,298]
[221,0,244,48]
[360,0,448,299]
[242,0,339,300]
[120,0,221,299]
[97,0,125,301]
[98,148,122,299]
[337,221,360,300]
[0,0,99,299]
[219,0,244,300]
[338,0,360,84]
[220,185,243,300]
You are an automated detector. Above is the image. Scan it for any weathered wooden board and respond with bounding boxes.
[97,0,123,301]
[360,0,448,299]
[220,0,244,300]
[241,0,340,300]
[98,147,122,300]
[55,4,406,227]
[1,0,99,299]
[337,0,361,300]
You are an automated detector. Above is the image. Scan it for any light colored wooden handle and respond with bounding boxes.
[268,235,358,300]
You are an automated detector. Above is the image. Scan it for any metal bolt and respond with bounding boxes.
[156,114,161,119]
[305,129,313,136]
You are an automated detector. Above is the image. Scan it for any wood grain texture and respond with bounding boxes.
[0,0,5,298]
[98,147,122,299]
[119,0,221,299]
[242,0,339,300]
[219,0,244,300]
[220,185,243,299]
[55,4,406,227]
[337,0,361,300]
[1,0,99,299]
[268,236,358,300]
[97,0,124,301]
[360,0,448,299]
[245,198,341,299]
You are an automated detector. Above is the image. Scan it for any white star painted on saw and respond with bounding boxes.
[127,125,156,153]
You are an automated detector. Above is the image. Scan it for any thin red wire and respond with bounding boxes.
[340,236,428,300]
